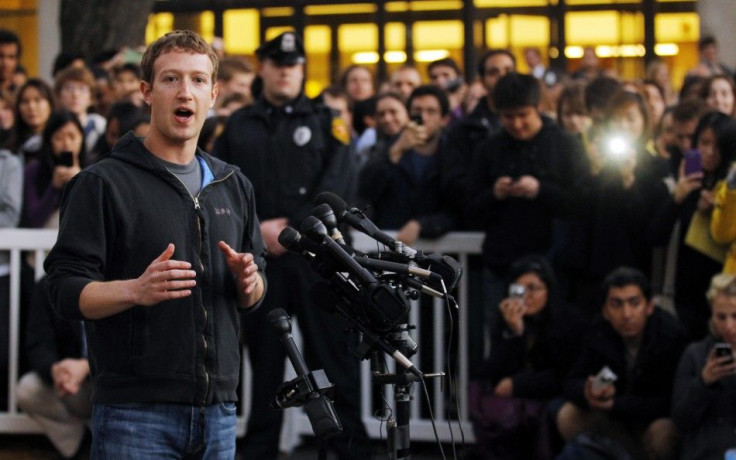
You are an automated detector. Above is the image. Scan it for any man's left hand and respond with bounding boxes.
[493,377,514,397]
[219,241,263,307]
[510,175,540,199]
[396,220,421,246]
[51,358,90,396]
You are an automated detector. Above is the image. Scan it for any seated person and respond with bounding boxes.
[672,273,736,459]
[469,255,585,460]
[556,267,687,460]
[16,276,91,459]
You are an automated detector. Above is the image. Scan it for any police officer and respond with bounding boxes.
[214,32,369,459]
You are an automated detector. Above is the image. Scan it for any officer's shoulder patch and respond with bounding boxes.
[331,117,351,146]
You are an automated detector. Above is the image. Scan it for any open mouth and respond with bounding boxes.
[174,108,194,122]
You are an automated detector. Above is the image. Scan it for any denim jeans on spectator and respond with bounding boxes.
[91,402,236,459]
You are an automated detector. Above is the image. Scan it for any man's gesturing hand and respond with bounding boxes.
[219,241,264,307]
[133,244,197,306]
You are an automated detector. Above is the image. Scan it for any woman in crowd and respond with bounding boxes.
[556,82,590,139]
[89,101,144,161]
[672,273,736,459]
[356,91,409,168]
[650,111,736,339]
[469,255,585,460]
[701,74,736,118]
[642,80,667,135]
[21,110,87,229]
[11,79,55,162]
[646,59,677,106]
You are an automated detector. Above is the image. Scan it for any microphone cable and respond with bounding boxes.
[420,375,447,460]
[441,279,466,460]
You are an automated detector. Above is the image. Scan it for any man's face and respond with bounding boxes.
[482,54,515,93]
[701,44,718,64]
[602,284,653,341]
[390,68,421,101]
[59,81,92,118]
[673,118,697,153]
[259,59,303,105]
[323,93,352,134]
[376,96,409,138]
[345,67,374,102]
[141,50,217,148]
[115,70,141,99]
[428,65,458,90]
[409,94,447,144]
[499,106,542,141]
[0,42,18,83]
[222,71,254,100]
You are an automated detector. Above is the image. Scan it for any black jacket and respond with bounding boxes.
[565,309,688,424]
[25,276,85,385]
[357,135,457,237]
[483,299,586,399]
[44,133,267,406]
[214,94,354,227]
[466,117,585,273]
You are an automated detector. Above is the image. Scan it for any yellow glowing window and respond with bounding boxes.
[223,9,259,54]
[655,13,699,43]
[0,0,36,8]
[566,11,621,45]
[261,7,294,17]
[265,27,295,41]
[510,16,550,47]
[305,4,377,15]
[385,22,406,51]
[339,24,378,52]
[200,11,215,43]
[486,15,509,48]
[475,0,548,6]
[566,0,639,4]
[305,25,331,54]
[413,20,463,49]
[146,13,174,44]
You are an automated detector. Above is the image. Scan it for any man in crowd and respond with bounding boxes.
[0,29,20,94]
[389,65,422,102]
[214,32,370,460]
[428,57,466,124]
[216,56,255,106]
[359,85,457,244]
[44,30,266,457]
[556,267,686,459]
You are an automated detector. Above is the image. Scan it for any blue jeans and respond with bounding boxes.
[91,402,236,459]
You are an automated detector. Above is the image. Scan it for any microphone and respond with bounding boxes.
[315,192,417,257]
[312,203,346,245]
[268,308,343,439]
[353,255,443,285]
[278,226,322,255]
[300,216,378,287]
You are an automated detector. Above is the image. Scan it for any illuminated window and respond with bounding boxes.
[146,13,174,44]
[223,9,259,55]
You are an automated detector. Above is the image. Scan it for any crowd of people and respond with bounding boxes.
[1,24,736,459]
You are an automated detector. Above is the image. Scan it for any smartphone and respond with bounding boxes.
[591,366,617,392]
[684,149,702,175]
[410,114,423,125]
[54,151,74,167]
[714,342,734,364]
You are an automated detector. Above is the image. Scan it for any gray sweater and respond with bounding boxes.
[0,149,22,273]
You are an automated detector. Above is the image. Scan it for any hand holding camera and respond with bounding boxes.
[389,115,427,163]
[499,283,527,335]
[51,151,81,190]
[702,343,736,385]
[584,366,617,411]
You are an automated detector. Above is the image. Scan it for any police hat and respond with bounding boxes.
[256,32,305,66]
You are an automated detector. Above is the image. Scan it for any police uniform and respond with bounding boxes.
[213,33,370,460]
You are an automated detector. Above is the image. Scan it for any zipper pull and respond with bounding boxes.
[193,196,200,210]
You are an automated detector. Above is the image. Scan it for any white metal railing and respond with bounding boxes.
[1,228,483,445]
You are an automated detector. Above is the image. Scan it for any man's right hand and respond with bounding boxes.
[701,347,736,385]
[260,218,289,257]
[389,122,427,163]
[493,176,514,200]
[131,244,197,307]
[584,375,616,411]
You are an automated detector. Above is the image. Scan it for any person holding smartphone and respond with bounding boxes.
[21,110,87,229]
[672,273,736,459]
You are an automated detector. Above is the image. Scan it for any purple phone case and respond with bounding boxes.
[684,150,701,175]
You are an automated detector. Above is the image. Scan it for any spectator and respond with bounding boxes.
[672,273,736,459]
[54,66,106,154]
[653,107,676,167]
[670,98,705,168]
[556,82,590,138]
[357,91,409,169]
[352,95,377,154]
[680,75,707,102]
[650,111,736,339]
[0,29,20,94]
[359,85,457,245]
[690,36,734,77]
[0,147,22,412]
[389,65,422,102]
[198,115,227,154]
[642,80,667,134]
[111,63,142,106]
[216,92,249,117]
[700,74,736,117]
[340,64,374,103]
[427,57,466,123]
[21,111,87,229]
[317,85,353,146]
[469,255,585,460]
[524,47,559,88]
[89,101,144,161]
[11,79,56,161]
[466,73,584,349]
[556,267,686,460]
[711,154,736,274]
[572,47,602,82]
[16,276,91,459]
[216,56,255,107]
[0,89,15,148]
[646,59,677,106]
[584,76,622,126]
